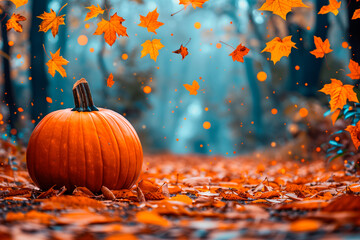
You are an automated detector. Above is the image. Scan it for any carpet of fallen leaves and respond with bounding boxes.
[1,142,360,240]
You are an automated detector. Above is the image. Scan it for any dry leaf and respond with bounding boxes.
[258,0,309,20]
[347,59,360,80]
[46,48,69,78]
[85,4,104,21]
[140,39,164,62]
[138,8,164,34]
[173,44,189,60]
[180,0,208,9]
[101,186,116,200]
[6,13,26,32]
[107,73,115,88]
[261,36,297,65]
[310,36,333,58]
[229,44,249,63]
[10,0,28,8]
[94,13,128,46]
[318,0,342,16]
[353,8,360,20]
[38,3,67,37]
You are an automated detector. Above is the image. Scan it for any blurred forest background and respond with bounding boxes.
[0,0,359,155]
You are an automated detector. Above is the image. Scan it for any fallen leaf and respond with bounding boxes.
[46,48,69,78]
[85,4,104,21]
[170,194,193,205]
[318,0,341,16]
[290,219,322,232]
[138,179,159,193]
[319,78,359,112]
[323,194,360,212]
[101,186,116,200]
[173,44,189,60]
[6,13,26,32]
[310,36,333,58]
[107,73,114,88]
[10,0,28,8]
[38,3,67,37]
[183,80,200,96]
[140,39,164,62]
[229,44,249,62]
[180,0,208,9]
[347,59,360,80]
[258,0,309,20]
[136,211,171,227]
[261,36,297,65]
[138,8,164,34]
[94,13,128,46]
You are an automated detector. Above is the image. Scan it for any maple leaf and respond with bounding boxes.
[318,0,341,16]
[45,48,69,78]
[183,80,200,95]
[140,39,164,62]
[331,109,341,125]
[345,122,360,150]
[319,78,359,112]
[229,44,250,63]
[258,0,309,20]
[310,36,333,58]
[180,0,208,9]
[10,0,28,8]
[261,36,297,65]
[38,3,67,37]
[93,13,128,47]
[347,59,360,80]
[173,44,189,60]
[138,8,164,34]
[353,9,360,20]
[85,4,104,21]
[6,13,26,33]
[107,73,114,88]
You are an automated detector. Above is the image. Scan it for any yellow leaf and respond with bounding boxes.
[136,211,171,227]
[319,78,359,112]
[85,4,105,21]
[138,8,164,34]
[6,13,26,33]
[183,80,200,95]
[93,13,128,46]
[46,48,69,78]
[38,3,67,37]
[10,0,28,8]
[261,36,297,65]
[258,0,309,20]
[318,0,341,16]
[140,39,164,62]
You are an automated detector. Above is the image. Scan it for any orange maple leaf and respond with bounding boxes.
[261,36,297,65]
[45,48,69,78]
[173,44,189,60]
[258,0,309,20]
[180,0,208,9]
[229,44,249,63]
[183,80,200,95]
[10,0,28,8]
[319,78,359,112]
[318,0,341,16]
[347,59,360,80]
[140,39,164,62]
[94,13,128,46]
[331,109,341,125]
[38,3,67,37]
[310,36,333,58]
[107,73,114,88]
[353,9,360,20]
[85,4,104,21]
[138,8,164,34]
[6,13,26,32]
[345,122,360,150]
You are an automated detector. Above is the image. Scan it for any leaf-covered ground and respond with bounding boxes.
[1,143,360,240]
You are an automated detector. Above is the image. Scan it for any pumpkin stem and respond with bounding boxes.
[72,78,99,112]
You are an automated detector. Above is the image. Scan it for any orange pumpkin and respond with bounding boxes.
[26,78,143,193]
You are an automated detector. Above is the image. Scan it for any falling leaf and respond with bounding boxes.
[229,44,249,62]
[10,0,28,8]
[6,13,26,33]
[183,80,200,95]
[258,0,309,20]
[310,36,333,58]
[107,73,115,88]
[347,59,360,80]
[345,122,360,150]
[353,8,360,20]
[140,39,164,62]
[180,0,209,9]
[173,44,189,60]
[85,4,105,21]
[319,78,359,112]
[38,3,67,37]
[318,0,341,16]
[94,13,128,46]
[46,48,69,78]
[261,36,297,65]
[138,8,164,34]
[331,109,341,125]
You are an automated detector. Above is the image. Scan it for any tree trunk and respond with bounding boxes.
[30,0,49,124]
